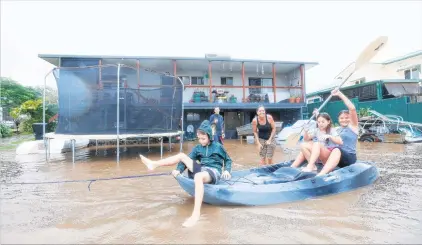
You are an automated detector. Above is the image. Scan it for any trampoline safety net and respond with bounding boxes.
[51,64,183,135]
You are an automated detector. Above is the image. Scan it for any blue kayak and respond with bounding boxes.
[175,161,379,206]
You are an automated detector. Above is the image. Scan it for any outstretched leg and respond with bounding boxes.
[140,153,194,172]
[317,148,341,176]
[182,171,213,228]
[319,146,333,164]
[291,142,312,168]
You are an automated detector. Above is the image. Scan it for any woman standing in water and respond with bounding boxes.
[252,105,277,165]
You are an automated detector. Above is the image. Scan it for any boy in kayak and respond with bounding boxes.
[139,120,232,227]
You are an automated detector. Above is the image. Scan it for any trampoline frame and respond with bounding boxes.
[42,64,185,164]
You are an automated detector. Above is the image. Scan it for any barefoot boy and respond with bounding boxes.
[140,120,232,227]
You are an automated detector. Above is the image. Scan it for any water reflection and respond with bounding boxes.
[1,140,422,243]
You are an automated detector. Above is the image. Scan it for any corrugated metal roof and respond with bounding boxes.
[306,79,421,97]
[379,50,422,65]
[38,53,319,70]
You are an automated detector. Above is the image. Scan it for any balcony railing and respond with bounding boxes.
[183,86,304,105]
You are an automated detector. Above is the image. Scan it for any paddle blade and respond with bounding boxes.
[354,36,388,69]
[285,133,301,148]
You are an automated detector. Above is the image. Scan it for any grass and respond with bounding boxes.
[0,134,35,151]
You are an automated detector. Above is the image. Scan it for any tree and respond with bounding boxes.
[31,85,59,104]
[11,99,57,133]
[0,78,39,111]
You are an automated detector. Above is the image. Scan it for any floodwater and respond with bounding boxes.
[1,139,422,244]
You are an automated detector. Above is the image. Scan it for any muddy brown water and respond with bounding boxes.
[1,140,422,244]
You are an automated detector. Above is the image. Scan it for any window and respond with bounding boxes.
[186,113,200,121]
[404,66,421,79]
[191,76,205,85]
[248,78,273,94]
[178,76,190,85]
[353,77,366,85]
[221,77,234,86]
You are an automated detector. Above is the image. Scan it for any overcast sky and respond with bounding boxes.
[1,0,421,93]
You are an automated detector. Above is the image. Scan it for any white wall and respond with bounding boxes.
[98,65,306,104]
[177,68,302,103]
[338,55,422,87]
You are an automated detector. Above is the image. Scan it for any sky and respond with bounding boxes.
[1,0,422,93]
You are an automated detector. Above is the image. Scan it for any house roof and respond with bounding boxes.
[306,79,421,97]
[38,54,319,71]
[378,50,422,65]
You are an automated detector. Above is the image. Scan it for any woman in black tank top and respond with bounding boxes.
[252,106,277,165]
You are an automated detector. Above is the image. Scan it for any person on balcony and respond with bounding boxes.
[209,107,225,144]
[252,105,277,165]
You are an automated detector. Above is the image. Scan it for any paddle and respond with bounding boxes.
[285,36,388,148]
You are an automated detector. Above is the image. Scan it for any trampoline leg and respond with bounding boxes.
[44,138,48,162]
[179,133,183,153]
[169,136,171,152]
[48,138,51,160]
[95,139,98,155]
[148,137,150,151]
[72,139,75,167]
[117,138,120,165]
[160,137,163,159]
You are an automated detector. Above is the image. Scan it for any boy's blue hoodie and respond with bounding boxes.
[176,120,232,174]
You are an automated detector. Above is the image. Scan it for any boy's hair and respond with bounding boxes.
[197,129,209,139]
[316,112,333,133]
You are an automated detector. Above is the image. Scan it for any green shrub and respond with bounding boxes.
[0,123,13,138]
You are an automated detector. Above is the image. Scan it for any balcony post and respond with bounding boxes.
[137,59,140,87]
[300,64,305,102]
[173,59,177,85]
[272,63,276,103]
[208,61,212,102]
[242,62,245,102]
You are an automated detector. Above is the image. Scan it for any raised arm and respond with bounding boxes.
[331,89,359,129]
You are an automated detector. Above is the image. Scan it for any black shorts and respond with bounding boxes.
[338,148,357,168]
[187,161,220,184]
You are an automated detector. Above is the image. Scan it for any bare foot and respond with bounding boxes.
[182,214,200,228]
[301,165,317,173]
[139,154,156,171]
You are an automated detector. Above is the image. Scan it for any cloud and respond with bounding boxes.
[1,1,421,93]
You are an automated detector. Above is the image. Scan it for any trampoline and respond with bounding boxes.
[42,63,184,163]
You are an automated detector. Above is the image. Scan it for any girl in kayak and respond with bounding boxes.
[316,88,359,176]
[291,111,343,172]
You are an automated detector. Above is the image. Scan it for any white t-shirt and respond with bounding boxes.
[311,127,339,147]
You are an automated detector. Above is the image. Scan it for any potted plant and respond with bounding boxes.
[289,96,295,103]
[295,96,301,103]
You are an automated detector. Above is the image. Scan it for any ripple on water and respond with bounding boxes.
[1,141,422,244]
